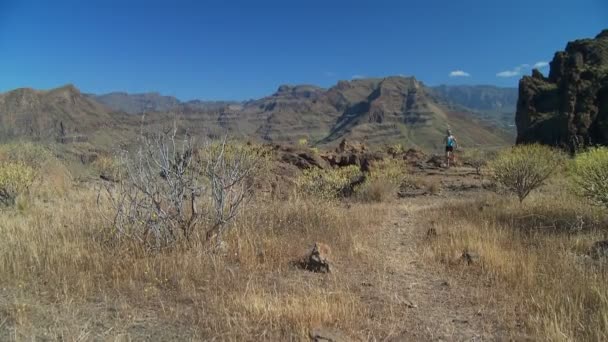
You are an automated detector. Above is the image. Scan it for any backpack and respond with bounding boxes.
[447,135,455,147]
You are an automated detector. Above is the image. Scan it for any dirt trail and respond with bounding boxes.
[348,167,517,341]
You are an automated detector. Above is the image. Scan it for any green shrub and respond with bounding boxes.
[387,143,405,155]
[296,165,362,200]
[569,147,608,207]
[356,159,407,202]
[0,161,35,206]
[489,144,564,203]
[0,142,53,169]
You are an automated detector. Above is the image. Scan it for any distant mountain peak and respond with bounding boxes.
[90,91,240,114]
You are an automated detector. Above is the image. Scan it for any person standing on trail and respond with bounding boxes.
[444,129,457,168]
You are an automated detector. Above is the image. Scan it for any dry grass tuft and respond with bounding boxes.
[422,181,608,341]
[403,175,442,195]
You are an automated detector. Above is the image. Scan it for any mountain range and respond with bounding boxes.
[0,77,517,153]
[87,92,239,115]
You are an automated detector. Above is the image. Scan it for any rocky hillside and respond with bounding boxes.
[516,30,608,150]
[0,85,120,142]
[0,78,515,151]
[90,92,238,114]
[228,77,513,149]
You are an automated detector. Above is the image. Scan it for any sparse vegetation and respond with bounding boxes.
[462,148,493,175]
[100,129,266,248]
[2,136,608,341]
[0,142,55,206]
[296,165,362,200]
[0,161,35,206]
[424,184,608,341]
[569,147,608,207]
[93,154,123,181]
[356,158,407,202]
[489,144,564,202]
[0,141,54,169]
[0,141,388,339]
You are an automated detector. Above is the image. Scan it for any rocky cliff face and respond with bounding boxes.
[516,30,608,151]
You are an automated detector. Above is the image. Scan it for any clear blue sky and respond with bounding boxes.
[0,0,606,100]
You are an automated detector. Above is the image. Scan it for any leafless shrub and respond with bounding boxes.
[202,139,268,243]
[462,148,492,175]
[99,126,264,249]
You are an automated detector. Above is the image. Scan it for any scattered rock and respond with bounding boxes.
[297,151,328,169]
[336,138,366,154]
[297,242,332,273]
[461,250,480,265]
[404,148,427,162]
[589,240,608,260]
[309,327,354,342]
[338,173,366,198]
[478,202,491,212]
[426,155,445,168]
[402,298,418,309]
[279,148,328,170]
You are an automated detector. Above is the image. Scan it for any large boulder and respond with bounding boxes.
[516,30,608,151]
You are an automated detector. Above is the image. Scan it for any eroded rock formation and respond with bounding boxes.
[516,30,608,151]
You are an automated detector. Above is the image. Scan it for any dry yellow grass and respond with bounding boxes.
[0,174,389,340]
[422,179,608,341]
[6,141,607,340]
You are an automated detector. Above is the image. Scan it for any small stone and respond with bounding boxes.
[403,299,418,309]
[461,250,480,265]
[296,242,332,273]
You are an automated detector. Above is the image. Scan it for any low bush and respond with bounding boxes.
[356,159,407,202]
[0,141,54,169]
[489,144,564,203]
[461,148,494,175]
[569,147,608,208]
[296,165,362,200]
[93,154,123,181]
[0,161,35,206]
[100,130,267,248]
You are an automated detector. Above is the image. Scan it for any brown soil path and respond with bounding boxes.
[346,167,522,341]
